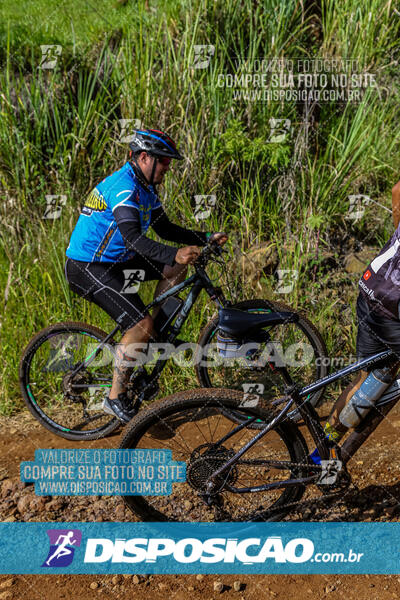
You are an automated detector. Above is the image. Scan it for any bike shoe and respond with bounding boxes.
[102,393,136,424]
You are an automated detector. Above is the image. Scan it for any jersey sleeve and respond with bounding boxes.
[150,205,208,246]
[113,205,178,266]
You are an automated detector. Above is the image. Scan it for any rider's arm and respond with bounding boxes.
[150,206,208,246]
[114,205,178,265]
[392,180,400,229]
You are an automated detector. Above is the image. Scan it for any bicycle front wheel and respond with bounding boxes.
[19,322,119,440]
[120,388,308,522]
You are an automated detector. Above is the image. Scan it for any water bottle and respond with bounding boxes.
[339,366,395,428]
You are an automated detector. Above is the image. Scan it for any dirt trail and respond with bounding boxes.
[2,406,400,599]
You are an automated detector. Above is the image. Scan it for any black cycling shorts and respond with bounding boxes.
[356,292,400,362]
[65,256,165,333]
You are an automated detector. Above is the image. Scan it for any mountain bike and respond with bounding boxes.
[119,348,400,522]
[19,240,327,440]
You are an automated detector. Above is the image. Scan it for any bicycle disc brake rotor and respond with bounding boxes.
[187,443,238,493]
[62,371,87,401]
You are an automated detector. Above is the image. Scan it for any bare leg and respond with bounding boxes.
[392,180,400,229]
[109,315,154,399]
[327,360,400,434]
[109,264,188,399]
[327,370,369,431]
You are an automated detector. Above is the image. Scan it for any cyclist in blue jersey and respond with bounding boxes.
[65,129,227,422]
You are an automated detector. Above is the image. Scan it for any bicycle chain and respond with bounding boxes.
[192,455,357,519]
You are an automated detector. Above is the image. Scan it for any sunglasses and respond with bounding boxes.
[156,156,172,166]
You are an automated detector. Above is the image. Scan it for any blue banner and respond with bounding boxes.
[20,449,185,496]
[0,522,399,574]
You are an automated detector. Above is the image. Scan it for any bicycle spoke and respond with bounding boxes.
[121,392,308,521]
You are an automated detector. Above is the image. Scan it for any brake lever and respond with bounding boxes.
[209,241,225,256]
[193,241,225,268]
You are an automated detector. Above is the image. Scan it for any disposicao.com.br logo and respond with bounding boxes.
[82,536,363,565]
[42,529,82,567]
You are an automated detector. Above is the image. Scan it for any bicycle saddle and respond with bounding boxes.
[218,307,299,337]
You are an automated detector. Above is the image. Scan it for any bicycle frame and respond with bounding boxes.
[70,256,228,381]
[206,348,400,495]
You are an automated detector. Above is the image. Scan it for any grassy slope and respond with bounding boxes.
[1,0,400,413]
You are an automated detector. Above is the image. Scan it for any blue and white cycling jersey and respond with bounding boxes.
[66,162,161,262]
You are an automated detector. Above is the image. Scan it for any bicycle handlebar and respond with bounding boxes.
[194,239,226,266]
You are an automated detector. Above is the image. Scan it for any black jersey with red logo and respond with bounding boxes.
[359,227,400,320]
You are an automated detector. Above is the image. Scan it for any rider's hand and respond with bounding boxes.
[175,246,202,265]
[210,232,228,246]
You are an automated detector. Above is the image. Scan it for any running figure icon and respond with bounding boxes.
[42,529,82,568]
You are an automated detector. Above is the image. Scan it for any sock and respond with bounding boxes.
[324,422,345,442]
[309,423,345,465]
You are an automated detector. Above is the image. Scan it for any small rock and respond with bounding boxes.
[184,500,192,511]
[196,574,204,581]
[1,480,14,497]
[115,504,125,519]
[132,575,140,584]
[30,497,47,513]
[214,581,224,593]
[17,495,31,514]
[111,575,122,585]
[158,583,167,590]
[3,517,16,523]
[0,579,14,589]
[344,249,377,274]
[233,581,242,592]
[89,582,99,590]
[187,586,194,591]
[45,499,64,511]
[325,585,336,593]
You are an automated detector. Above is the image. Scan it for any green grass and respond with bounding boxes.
[1,0,400,413]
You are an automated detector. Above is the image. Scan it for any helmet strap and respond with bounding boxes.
[130,153,159,191]
[149,156,158,187]
[129,153,150,191]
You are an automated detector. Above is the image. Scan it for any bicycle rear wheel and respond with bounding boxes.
[119,388,309,522]
[19,322,119,440]
[195,299,328,421]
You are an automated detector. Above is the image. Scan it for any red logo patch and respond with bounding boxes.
[363,270,371,281]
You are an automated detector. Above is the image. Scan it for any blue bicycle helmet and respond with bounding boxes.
[128,128,183,188]
[129,129,184,160]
